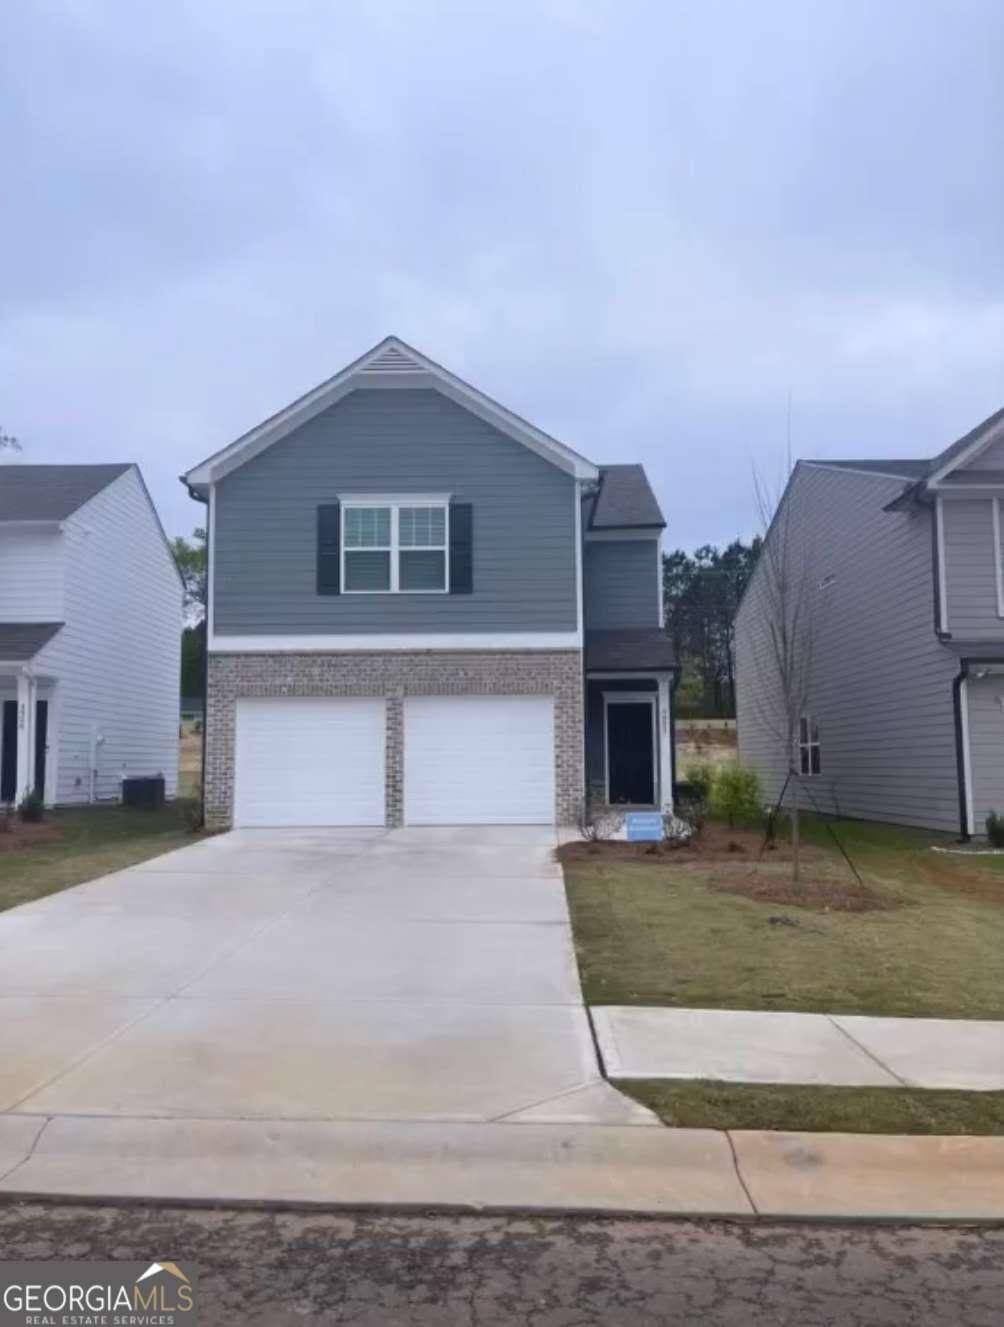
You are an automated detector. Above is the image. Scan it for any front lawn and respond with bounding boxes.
[562,816,1004,1019]
[620,1079,1004,1135]
[0,801,199,913]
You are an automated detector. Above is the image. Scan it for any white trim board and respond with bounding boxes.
[209,631,583,653]
[183,336,599,486]
[994,498,1004,619]
[936,495,949,633]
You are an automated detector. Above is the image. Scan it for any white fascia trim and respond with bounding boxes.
[960,675,975,836]
[928,415,1004,486]
[994,498,1004,619]
[183,336,599,486]
[207,484,216,640]
[933,485,1004,495]
[337,493,451,504]
[574,480,583,638]
[584,528,662,542]
[209,631,583,653]
[936,494,949,632]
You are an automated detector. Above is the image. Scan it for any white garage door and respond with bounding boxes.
[234,697,385,827]
[404,695,555,825]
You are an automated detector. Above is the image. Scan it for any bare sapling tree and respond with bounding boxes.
[751,466,817,883]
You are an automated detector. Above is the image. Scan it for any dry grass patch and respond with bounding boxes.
[710,866,895,913]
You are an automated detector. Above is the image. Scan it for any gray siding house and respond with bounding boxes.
[735,405,1004,836]
[182,336,674,829]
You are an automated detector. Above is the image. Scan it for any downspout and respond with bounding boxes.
[183,480,210,829]
[952,662,971,841]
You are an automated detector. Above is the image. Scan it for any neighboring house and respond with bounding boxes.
[0,465,182,806]
[182,336,674,829]
[735,405,1004,837]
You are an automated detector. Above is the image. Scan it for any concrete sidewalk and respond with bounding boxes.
[592,1007,1004,1090]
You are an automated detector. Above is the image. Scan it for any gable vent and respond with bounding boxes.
[361,344,424,374]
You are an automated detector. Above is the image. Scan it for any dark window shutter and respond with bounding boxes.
[317,503,341,594]
[449,502,473,594]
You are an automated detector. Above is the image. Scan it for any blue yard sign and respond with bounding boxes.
[625,811,664,842]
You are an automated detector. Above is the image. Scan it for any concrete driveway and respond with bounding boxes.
[0,827,650,1127]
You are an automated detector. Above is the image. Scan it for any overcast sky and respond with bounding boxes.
[2,0,1002,548]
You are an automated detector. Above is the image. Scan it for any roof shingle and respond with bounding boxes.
[0,464,132,521]
[585,628,677,671]
[0,622,64,661]
[588,465,665,529]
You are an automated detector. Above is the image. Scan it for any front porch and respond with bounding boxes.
[584,629,678,813]
[0,672,57,808]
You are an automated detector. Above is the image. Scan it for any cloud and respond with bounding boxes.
[1,0,1001,547]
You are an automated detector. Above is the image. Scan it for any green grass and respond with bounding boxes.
[564,815,1004,1018]
[0,801,199,912]
[619,1079,1004,1135]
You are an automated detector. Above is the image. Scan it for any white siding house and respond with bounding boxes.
[0,464,182,806]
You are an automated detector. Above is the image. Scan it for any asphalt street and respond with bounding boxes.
[0,1203,1001,1325]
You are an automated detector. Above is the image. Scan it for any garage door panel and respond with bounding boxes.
[404,696,554,825]
[235,698,385,827]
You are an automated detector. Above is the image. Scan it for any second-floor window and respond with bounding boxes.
[798,715,821,776]
[342,501,449,593]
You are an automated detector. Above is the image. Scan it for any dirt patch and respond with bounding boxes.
[712,869,896,913]
[557,822,827,867]
[0,821,64,852]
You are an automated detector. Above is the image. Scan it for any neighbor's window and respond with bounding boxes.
[798,715,821,776]
[343,502,448,593]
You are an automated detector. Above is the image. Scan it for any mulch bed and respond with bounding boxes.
[0,821,63,852]
[711,870,896,913]
[558,825,896,913]
[557,822,826,867]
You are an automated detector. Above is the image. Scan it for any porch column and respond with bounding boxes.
[657,674,673,812]
[14,671,34,804]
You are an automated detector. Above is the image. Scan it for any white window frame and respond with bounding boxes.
[341,496,450,595]
[797,714,821,777]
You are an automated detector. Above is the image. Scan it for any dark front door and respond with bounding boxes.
[34,699,48,798]
[1,701,16,804]
[607,702,655,805]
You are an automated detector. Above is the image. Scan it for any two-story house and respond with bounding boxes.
[182,336,674,829]
[736,405,1004,837]
[0,464,182,806]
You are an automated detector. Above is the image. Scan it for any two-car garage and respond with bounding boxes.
[232,695,555,827]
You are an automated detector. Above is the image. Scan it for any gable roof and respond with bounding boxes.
[808,405,1004,495]
[812,458,930,481]
[0,622,63,661]
[182,335,600,489]
[0,464,132,521]
[586,464,665,529]
[926,404,1004,483]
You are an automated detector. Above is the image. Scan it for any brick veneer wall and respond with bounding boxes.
[205,649,584,829]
